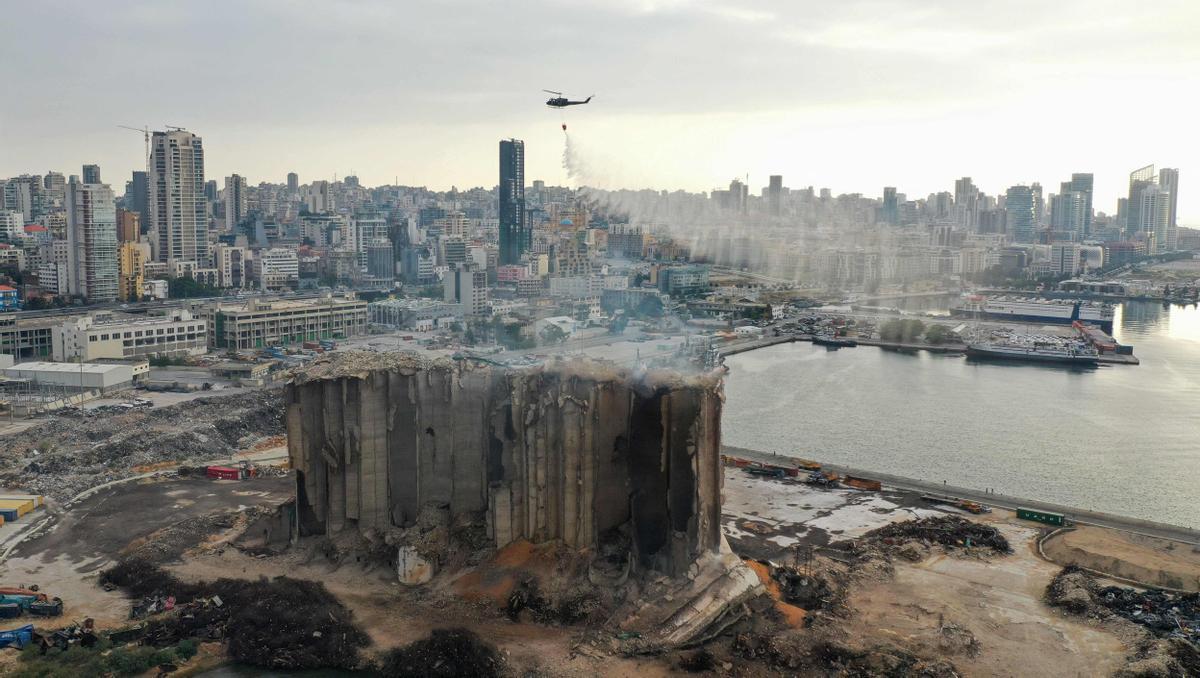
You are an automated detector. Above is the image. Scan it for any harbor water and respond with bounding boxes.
[722,301,1200,529]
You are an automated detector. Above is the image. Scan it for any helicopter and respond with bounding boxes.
[544,90,592,107]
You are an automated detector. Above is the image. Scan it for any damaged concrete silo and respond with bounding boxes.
[285,352,726,577]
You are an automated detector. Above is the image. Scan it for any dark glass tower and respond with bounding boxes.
[499,139,527,265]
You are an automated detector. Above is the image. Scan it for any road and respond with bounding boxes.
[725,446,1200,546]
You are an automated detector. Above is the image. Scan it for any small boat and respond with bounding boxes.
[813,334,857,348]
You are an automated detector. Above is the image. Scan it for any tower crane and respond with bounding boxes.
[117,125,150,170]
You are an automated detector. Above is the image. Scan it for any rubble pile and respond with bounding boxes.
[732,633,961,677]
[862,516,1011,555]
[1046,565,1200,645]
[377,627,507,678]
[0,390,284,502]
[99,558,369,671]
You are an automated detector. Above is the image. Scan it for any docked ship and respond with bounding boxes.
[950,295,1114,332]
[965,341,1100,366]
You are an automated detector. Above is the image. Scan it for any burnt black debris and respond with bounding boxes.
[1046,565,1200,645]
[863,516,1011,554]
[377,627,506,678]
[99,558,369,670]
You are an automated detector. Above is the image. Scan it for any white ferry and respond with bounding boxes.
[950,295,1114,332]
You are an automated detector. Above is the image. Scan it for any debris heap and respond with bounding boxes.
[863,516,1011,554]
[0,390,284,502]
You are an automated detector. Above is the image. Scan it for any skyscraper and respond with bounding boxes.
[1004,185,1036,243]
[287,172,299,192]
[1049,191,1087,239]
[767,175,783,216]
[149,129,206,264]
[225,174,247,232]
[81,164,101,185]
[1137,184,1171,254]
[499,139,527,265]
[129,170,149,233]
[881,187,898,225]
[1065,173,1093,235]
[1126,165,1156,235]
[1158,168,1179,250]
[64,176,119,302]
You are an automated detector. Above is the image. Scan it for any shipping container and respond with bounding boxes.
[205,466,244,481]
[1017,507,1065,526]
[0,495,43,508]
[0,508,16,522]
[843,476,882,491]
[0,500,33,517]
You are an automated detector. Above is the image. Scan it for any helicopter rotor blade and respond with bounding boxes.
[542,89,563,95]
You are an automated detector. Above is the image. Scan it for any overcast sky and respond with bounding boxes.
[2,0,1198,222]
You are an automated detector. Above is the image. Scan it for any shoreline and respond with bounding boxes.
[722,445,1200,544]
[720,333,1139,364]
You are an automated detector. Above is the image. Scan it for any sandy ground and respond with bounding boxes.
[1043,525,1200,591]
[171,549,679,677]
[726,472,1130,677]
[844,524,1128,678]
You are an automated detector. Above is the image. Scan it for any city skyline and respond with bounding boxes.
[2,1,1198,222]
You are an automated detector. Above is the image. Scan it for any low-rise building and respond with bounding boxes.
[211,294,368,350]
[52,309,208,361]
[369,298,461,330]
[5,361,134,393]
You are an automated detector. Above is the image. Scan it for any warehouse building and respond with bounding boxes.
[4,361,134,393]
[211,294,368,350]
[52,310,208,362]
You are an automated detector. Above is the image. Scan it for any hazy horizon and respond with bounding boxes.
[3,0,1198,222]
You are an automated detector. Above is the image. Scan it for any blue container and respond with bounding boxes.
[0,508,17,522]
[0,624,33,648]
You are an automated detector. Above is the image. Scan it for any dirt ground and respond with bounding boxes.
[844,523,1127,678]
[1043,525,1200,592]
[170,548,680,677]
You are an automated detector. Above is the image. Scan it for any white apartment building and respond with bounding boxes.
[52,309,208,361]
[252,248,299,291]
[150,129,207,265]
[64,178,119,302]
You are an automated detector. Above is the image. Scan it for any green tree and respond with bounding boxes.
[168,277,223,299]
[924,324,952,345]
[540,323,568,345]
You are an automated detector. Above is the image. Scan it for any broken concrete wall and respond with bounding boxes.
[286,353,725,576]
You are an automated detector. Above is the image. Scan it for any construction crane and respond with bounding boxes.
[117,125,150,169]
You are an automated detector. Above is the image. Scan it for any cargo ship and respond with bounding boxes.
[950,295,1114,332]
[965,341,1100,366]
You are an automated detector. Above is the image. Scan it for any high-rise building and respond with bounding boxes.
[499,139,528,265]
[1158,168,1180,250]
[2,175,46,222]
[1126,165,1156,235]
[81,164,101,185]
[225,174,247,231]
[287,172,299,192]
[1137,184,1172,254]
[1004,185,1036,243]
[64,177,119,301]
[767,175,783,216]
[43,172,66,206]
[881,187,899,225]
[149,129,207,265]
[1064,173,1094,235]
[1050,191,1087,239]
[128,170,149,232]
[116,207,140,242]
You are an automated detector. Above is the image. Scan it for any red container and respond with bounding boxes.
[206,466,243,480]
